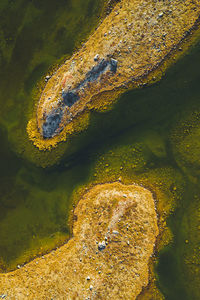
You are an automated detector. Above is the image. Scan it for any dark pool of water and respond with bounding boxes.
[0,1,200,299]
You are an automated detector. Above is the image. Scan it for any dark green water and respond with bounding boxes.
[0,1,200,299]
[0,0,105,270]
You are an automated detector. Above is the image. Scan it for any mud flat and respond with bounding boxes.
[27,0,200,150]
[0,182,158,299]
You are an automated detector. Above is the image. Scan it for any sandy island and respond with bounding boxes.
[0,182,158,299]
[27,0,200,150]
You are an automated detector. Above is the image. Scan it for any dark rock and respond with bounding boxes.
[110,58,118,73]
[85,59,110,82]
[62,91,79,107]
[42,109,63,138]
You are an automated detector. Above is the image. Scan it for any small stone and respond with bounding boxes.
[86,276,90,280]
[94,54,99,61]
[45,75,51,82]
[98,241,106,251]
[17,265,21,269]
[158,12,164,18]
[90,285,93,291]
[112,230,119,235]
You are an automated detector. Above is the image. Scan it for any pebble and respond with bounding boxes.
[86,276,90,280]
[45,75,51,82]
[112,230,119,235]
[94,54,99,61]
[89,285,93,291]
[158,12,164,18]
[98,241,106,251]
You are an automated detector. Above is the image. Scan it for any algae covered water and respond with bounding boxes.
[0,0,200,299]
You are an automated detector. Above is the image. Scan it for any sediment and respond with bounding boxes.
[27,0,200,150]
[0,182,158,299]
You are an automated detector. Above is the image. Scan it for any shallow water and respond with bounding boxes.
[0,1,200,299]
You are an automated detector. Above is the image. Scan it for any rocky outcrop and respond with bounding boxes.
[42,58,118,138]
[27,0,200,149]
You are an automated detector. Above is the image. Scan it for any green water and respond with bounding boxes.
[0,0,105,270]
[0,1,200,299]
